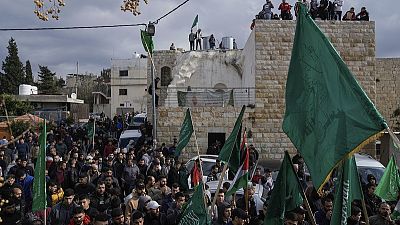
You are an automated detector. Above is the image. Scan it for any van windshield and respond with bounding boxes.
[133,117,145,123]
[358,166,385,185]
[119,137,140,149]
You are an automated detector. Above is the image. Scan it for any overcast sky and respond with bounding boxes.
[0,0,399,78]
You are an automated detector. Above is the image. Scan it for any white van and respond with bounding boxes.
[118,129,142,149]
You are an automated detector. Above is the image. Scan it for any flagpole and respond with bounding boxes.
[189,109,209,212]
[92,118,96,151]
[141,30,158,150]
[211,164,228,216]
[361,200,370,225]
[286,151,317,225]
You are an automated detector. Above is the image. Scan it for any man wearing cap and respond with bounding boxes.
[74,173,96,196]
[227,208,249,225]
[49,188,78,225]
[110,208,125,225]
[126,182,148,222]
[144,200,166,225]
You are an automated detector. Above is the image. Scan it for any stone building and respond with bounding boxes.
[148,20,400,162]
[111,57,148,116]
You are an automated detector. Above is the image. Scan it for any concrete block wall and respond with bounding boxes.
[375,58,400,129]
[252,20,377,158]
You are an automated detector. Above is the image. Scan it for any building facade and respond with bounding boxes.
[111,57,148,116]
[148,20,400,162]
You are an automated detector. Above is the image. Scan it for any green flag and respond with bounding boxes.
[282,4,387,192]
[32,121,47,212]
[375,155,400,201]
[87,119,94,139]
[225,146,249,196]
[331,156,364,225]
[141,30,154,54]
[178,184,210,225]
[264,151,303,225]
[175,108,194,157]
[191,15,198,29]
[218,105,245,172]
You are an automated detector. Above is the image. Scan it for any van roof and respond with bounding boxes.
[134,113,147,118]
[119,129,142,139]
[355,153,385,168]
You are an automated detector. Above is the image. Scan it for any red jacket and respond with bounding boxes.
[68,215,91,225]
[278,3,291,12]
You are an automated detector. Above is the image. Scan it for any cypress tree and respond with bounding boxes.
[25,60,34,85]
[1,38,26,94]
[37,65,59,94]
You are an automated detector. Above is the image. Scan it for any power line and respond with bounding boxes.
[0,23,146,31]
[153,0,190,24]
[0,0,191,31]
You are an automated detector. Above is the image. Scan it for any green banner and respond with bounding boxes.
[175,108,194,157]
[32,121,47,212]
[282,4,387,192]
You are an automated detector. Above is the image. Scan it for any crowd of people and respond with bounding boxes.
[186,29,238,51]
[0,115,397,225]
[254,0,369,22]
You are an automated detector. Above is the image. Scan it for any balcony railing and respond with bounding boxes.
[159,87,255,107]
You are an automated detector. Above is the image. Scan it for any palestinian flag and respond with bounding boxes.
[191,160,202,187]
[225,144,249,196]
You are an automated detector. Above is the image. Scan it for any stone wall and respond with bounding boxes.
[251,20,377,159]
[150,20,389,160]
[375,58,400,129]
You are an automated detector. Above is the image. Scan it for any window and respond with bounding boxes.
[119,89,127,95]
[119,70,128,77]
[120,104,124,107]
[161,66,172,86]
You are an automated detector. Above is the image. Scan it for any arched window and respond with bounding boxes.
[160,66,172,86]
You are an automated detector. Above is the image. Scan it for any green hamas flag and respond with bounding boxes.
[175,108,194,157]
[264,151,303,225]
[218,105,245,172]
[191,15,198,29]
[141,30,154,54]
[375,155,400,201]
[282,4,387,192]
[178,184,210,225]
[32,121,47,212]
[331,156,364,225]
[87,120,94,139]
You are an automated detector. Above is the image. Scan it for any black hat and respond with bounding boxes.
[111,208,124,218]
[95,212,109,222]
[232,208,249,220]
[292,205,307,214]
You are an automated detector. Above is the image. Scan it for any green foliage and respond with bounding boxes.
[25,60,34,85]
[0,38,26,94]
[10,120,30,137]
[37,65,59,95]
[0,94,33,117]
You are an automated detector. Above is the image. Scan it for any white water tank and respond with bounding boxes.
[19,84,37,95]
[222,37,234,49]
[203,36,210,50]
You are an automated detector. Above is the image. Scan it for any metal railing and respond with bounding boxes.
[158,87,255,107]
